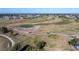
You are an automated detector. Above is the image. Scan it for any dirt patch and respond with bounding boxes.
[0,36,11,51]
[37,34,72,51]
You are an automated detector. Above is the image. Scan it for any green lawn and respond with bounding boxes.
[20,24,34,28]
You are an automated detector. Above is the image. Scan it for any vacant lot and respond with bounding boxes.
[0,15,79,51]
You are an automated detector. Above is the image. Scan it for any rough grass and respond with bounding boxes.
[48,34,59,39]
[54,20,72,25]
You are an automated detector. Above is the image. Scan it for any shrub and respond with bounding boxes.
[11,43,21,51]
[1,27,9,33]
[36,41,46,49]
[68,38,77,45]
[9,29,19,36]
[19,45,33,51]
[11,43,34,51]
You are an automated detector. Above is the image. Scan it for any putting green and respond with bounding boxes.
[20,24,34,28]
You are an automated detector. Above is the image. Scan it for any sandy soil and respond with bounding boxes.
[0,36,11,51]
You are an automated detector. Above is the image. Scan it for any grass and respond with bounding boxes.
[0,15,78,51]
[48,34,59,39]
[54,20,72,25]
[64,28,79,32]
[20,24,34,28]
[74,28,79,32]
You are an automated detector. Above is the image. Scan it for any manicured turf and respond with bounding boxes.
[20,24,34,28]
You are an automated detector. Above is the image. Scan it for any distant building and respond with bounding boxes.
[3,16,9,20]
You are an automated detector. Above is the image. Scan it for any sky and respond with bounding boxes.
[0,8,79,14]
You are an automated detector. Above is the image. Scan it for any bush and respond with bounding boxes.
[34,37,46,49]
[11,43,21,51]
[11,43,34,51]
[36,41,46,49]
[68,38,77,45]
[12,32,19,36]
[20,45,33,51]
[1,27,9,33]
[9,29,19,36]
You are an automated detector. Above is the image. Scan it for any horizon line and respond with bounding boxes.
[0,8,79,14]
